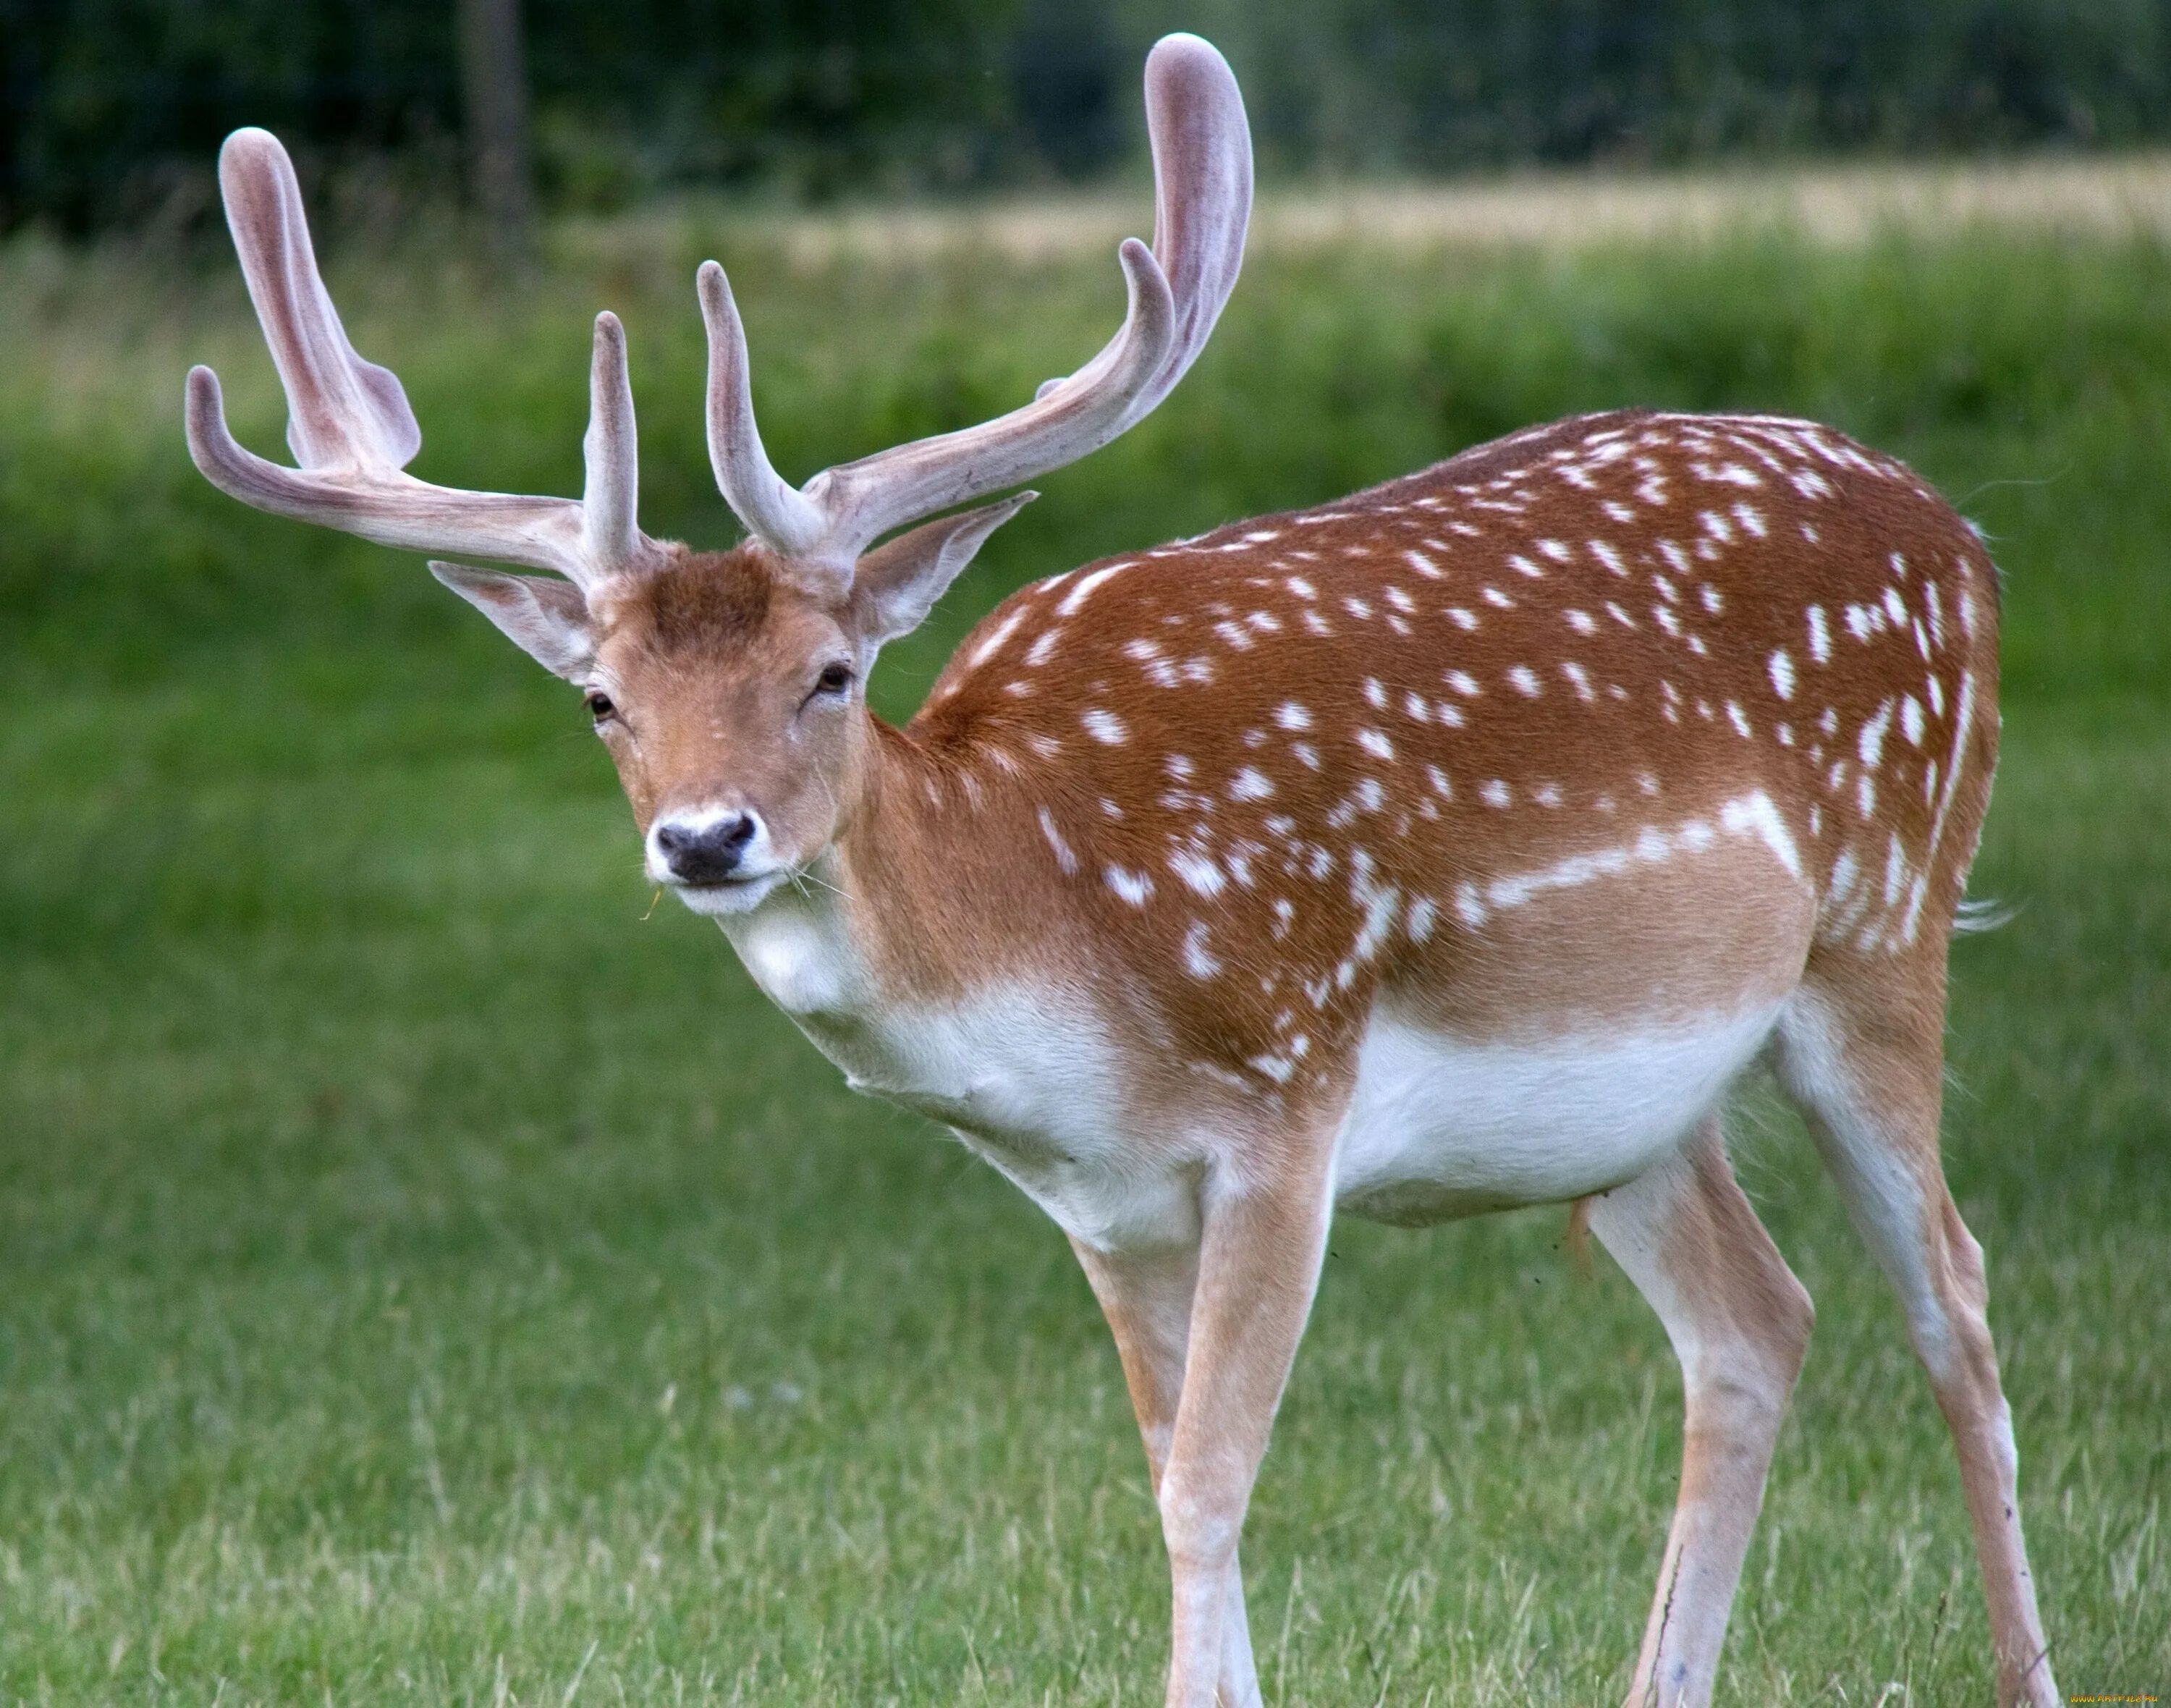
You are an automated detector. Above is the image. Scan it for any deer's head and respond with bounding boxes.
[185,37,1248,915]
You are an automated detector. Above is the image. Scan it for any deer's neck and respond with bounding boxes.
[715,714,1067,1052]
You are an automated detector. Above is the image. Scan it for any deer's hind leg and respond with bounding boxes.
[1586,1113,1815,1708]
[1776,957,2057,1708]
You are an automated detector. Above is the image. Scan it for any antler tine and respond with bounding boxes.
[1122,32,1253,433]
[580,311,643,575]
[697,261,831,561]
[698,32,1250,566]
[185,128,647,587]
[219,127,422,473]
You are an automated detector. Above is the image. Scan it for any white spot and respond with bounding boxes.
[1858,701,1893,769]
[1506,665,1542,697]
[1104,866,1154,906]
[1829,848,1859,901]
[1286,575,1317,599]
[1565,609,1597,635]
[1882,833,1910,906]
[1768,649,1796,699]
[1182,921,1222,978]
[1082,709,1127,745]
[1446,607,1478,630]
[1057,562,1129,616]
[1037,808,1078,875]
[1407,897,1438,942]
[1726,701,1753,738]
[1274,701,1313,732]
[1230,767,1275,802]
[1806,605,1832,663]
[1170,848,1227,899]
[1403,549,1442,579]
[1481,780,1512,808]
[968,609,1029,667]
[1718,790,1804,879]
[1363,677,1389,709]
[1900,696,1926,746]
[1447,670,1482,698]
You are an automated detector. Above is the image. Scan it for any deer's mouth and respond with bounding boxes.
[669,868,789,916]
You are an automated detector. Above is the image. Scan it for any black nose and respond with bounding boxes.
[656,813,757,882]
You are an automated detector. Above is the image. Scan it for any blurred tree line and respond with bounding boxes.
[4,0,2170,235]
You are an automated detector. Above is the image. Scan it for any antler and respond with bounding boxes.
[185,128,651,588]
[700,31,1253,569]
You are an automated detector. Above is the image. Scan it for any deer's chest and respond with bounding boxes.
[724,903,1198,1251]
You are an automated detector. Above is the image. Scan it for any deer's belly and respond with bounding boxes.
[1332,1003,1782,1224]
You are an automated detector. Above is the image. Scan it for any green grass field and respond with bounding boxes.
[1,206,2167,1704]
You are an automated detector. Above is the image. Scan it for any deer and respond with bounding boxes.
[183,33,2059,1708]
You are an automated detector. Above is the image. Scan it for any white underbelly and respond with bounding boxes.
[1334,1004,1782,1223]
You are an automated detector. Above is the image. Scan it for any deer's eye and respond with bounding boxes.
[814,661,854,696]
[584,690,617,726]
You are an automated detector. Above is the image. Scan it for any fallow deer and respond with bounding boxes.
[185,34,2057,1708]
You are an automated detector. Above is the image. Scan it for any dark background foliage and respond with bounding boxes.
[6,0,2171,234]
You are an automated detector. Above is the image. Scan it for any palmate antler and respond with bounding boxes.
[185,129,651,588]
[700,31,1252,570]
[187,33,1250,585]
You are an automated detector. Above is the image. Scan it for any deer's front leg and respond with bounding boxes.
[1146,1143,1333,1708]
[1073,1238,1262,1708]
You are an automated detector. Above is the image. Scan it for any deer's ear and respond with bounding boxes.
[429,562,596,680]
[850,492,1036,648]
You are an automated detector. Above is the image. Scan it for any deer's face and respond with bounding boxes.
[577,547,871,915]
[431,503,1029,918]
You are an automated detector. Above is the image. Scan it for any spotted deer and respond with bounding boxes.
[185,33,2057,1708]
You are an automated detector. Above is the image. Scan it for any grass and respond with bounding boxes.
[1,198,2167,1703]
